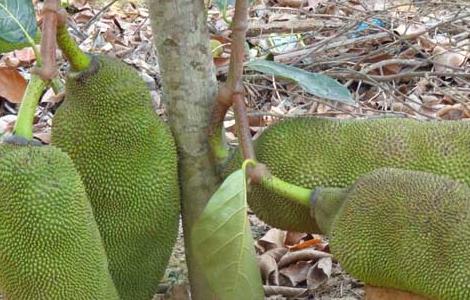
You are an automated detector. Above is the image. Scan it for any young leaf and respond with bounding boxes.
[192,169,264,300]
[246,59,354,105]
[0,0,37,43]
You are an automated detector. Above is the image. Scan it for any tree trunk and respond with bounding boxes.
[148,1,219,299]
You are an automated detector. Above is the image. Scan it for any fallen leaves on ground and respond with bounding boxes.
[0,68,27,103]
[255,228,363,299]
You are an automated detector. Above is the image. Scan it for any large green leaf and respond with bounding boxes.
[192,169,264,300]
[0,0,37,43]
[246,59,354,105]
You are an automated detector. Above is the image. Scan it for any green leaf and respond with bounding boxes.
[192,169,264,300]
[0,0,37,43]
[246,59,354,105]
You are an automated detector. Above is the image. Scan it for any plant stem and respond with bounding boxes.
[208,85,233,165]
[56,19,90,71]
[13,75,47,140]
[233,93,255,160]
[34,0,59,81]
[51,78,64,94]
[260,175,312,208]
[208,123,230,162]
[208,0,250,166]
[311,187,348,234]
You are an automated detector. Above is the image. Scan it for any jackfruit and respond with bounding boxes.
[0,142,119,300]
[51,54,180,300]
[224,117,470,232]
[316,168,470,300]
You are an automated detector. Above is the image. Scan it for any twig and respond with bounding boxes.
[274,32,391,63]
[33,0,59,80]
[233,93,255,160]
[83,0,119,32]
[229,0,255,161]
[208,0,250,153]
[246,18,341,37]
[361,59,429,74]
[263,285,308,297]
[326,70,470,82]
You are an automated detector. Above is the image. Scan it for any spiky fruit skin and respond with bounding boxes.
[0,144,119,300]
[328,168,470,300]
[51,55,180,300]
[225,117,470,232]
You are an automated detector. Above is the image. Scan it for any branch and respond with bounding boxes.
[32,0,59,81]
[210,1,314,214]
[233,93,255,160]
[13,74,47,140]
[208,0,251,160]
[56,9,91,71]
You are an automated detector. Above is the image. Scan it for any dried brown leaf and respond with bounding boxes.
[391,0,416,13]
[0,68,27,103]
[288,238,322,251]
[394,23,426,39]
[432,46,467,72]
[257,229,286,252]
[74,9,94,23]
[41,88,64,104]
[2,54,20,68]
[284,232,308,246]
[257,248,288,285]
[14,48,36,65]
[278,249,332,268]
[279,261,311,286]
[306,256,332,289]
[0,115,17,135]
[258,253,278,285]
[420,95,440,108]
[436,104,470,120]
[33,130,51,144]
[417,36,436,52]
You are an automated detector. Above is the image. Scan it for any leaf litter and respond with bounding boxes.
[0,0,468,299]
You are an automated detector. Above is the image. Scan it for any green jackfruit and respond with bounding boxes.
[0,143,119,300]
[225,117,470,232]
[51,55,180,300]
[317,168,470,300]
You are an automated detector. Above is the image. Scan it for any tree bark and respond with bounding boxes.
[148,1,219,299]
